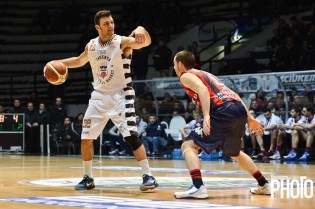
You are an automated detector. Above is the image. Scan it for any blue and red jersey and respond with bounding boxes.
[180,69,239,111]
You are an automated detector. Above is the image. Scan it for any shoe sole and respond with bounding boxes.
[174,194,209,199]
[139,183,159,191]
[75,185,95,190]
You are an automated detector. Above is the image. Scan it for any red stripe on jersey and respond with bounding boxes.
[180,70,239,110]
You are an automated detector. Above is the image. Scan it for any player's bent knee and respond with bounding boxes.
[125,136,142,151]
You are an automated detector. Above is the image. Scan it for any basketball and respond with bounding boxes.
[43,61,68,85]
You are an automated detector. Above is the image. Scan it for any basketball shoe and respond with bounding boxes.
[283,150,297,160]
[269,150,281,160]
[75,174,95,190]
[139,174,159,191]
[250,183,271,195]
[174,185,209,199]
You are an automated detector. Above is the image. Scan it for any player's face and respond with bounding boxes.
[97,16,115,37]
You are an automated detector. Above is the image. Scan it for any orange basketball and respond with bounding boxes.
[43,61,68,85]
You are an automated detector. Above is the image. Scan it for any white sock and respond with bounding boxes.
[139,159,152,176]
[83,160,93,178]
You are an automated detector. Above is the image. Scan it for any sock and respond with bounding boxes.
[306,147,310,152]
[139,159,152,176]
[292,147,297,152]
[253,170,268,186]
[276,146,281,151]
[190,169,203,189]
[83,160,93,178]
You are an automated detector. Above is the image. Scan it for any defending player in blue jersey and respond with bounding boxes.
[172,50,271,199]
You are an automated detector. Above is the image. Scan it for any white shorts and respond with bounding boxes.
[81,88,137,139]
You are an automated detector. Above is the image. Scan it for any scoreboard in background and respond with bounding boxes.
[0,113,24,151]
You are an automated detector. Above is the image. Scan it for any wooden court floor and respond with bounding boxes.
[0,154,314,209]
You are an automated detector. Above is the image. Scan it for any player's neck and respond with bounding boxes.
[98,35,114,45]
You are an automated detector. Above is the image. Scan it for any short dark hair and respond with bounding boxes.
[94,10,112,25]
[175,50,195,69]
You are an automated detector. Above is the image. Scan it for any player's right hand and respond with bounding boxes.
[247,117,264,136]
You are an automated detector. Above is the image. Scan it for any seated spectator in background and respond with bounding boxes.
[303,84,314,104]
[158,92,173,122]
[172,95,185,114]
[10,99,26,113]
[306,23,315,49]
[52,117,74,154]
[136,114,147,139]
[279,36,302,69]
[26,91,40,109]
[138,85,155,113]
[139,107,150,123]
[244,109,259,157]
[183,111,194,123]
[108,125,128,156]
[269,107,303,160]
[255,89,267,111]
[25,102,39,153]
[36,102,50,126]
[186,101,196,114]
[249,100,263,115]
[290,95,306,110]
[287,104,315,161]
[266,101,277,114]
[288,88,299,104]
[142,115,168,157]
[71,112,84,154]
[50,97,67,132]
[180,110,202,139]
[252,109,283,159]
[0,105,9,113]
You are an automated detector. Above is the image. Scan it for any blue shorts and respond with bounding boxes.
[186,101,247,157]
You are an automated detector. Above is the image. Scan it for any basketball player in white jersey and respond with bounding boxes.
[51,10,158,191]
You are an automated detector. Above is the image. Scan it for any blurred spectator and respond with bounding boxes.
[289,16,307,37]
[249,100,262,114]
[171,95,185,114]
[136,114,147,139]
[139,107,150,123]
[138,85,155,113]
[36,102,50,126]
[10,99,26,113]
[152,39,172,77]
[25,102,39,153]
[50,97,67,131]
[183,111,194,123]
[186,101,196,114]
[0,105,9,113]
[241,51,258,74]
[304,84,314,103]
[218,59,233,75]
[52,117,75,154]
[306,24,315,49]
[269,107,303,160]
[180,110,202,138]
[252,109,283,159]
[277,19,291,40]
[158,92,174,122]
[288,104,315,161]
[108,125,128,156]
[142,115,168,157]
[255,89,267,111]
[71,112,84,154]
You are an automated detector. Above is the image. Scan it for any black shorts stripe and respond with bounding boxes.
[123,64,130,69]
[125,104,134,108]
[127,121,136,126]
[123,85,133,91]
[125,112,135,117]
[125,95,135,100]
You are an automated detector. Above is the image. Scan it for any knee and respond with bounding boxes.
[125,135,142,151]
